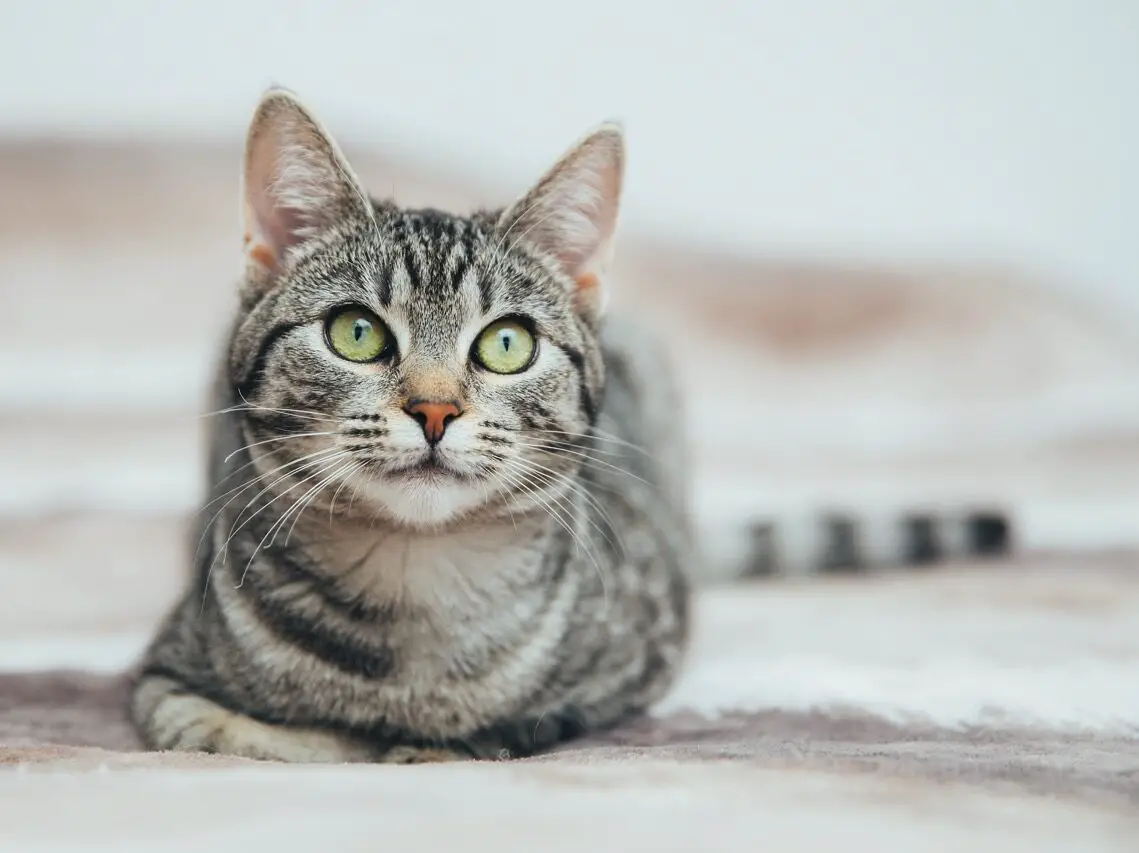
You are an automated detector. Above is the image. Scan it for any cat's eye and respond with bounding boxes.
[472,318,536,375]
[325,306,393,363]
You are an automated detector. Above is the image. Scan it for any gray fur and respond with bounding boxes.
[131,91,690,763]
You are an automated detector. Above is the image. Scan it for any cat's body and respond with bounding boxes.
[132,89,1012,763]
[132,92,689,761]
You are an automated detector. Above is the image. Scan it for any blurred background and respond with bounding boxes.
[0,1,1137,656]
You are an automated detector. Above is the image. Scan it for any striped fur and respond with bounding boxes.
[735,509,1011,579]
[131,89,1011,765]
[131,90,689,763]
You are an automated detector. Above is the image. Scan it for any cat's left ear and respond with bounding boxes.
[496,124,624,319]
[242,87,374,287]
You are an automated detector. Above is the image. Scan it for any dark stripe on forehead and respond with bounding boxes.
[374,254,393,306]
[477,275,494,315]
[448,253,469,292]
[421,235,443,290]
[236,321,304,399]
[386,215,408,239]
[401,244,422,291]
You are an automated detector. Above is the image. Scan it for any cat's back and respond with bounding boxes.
[595,314,689,524]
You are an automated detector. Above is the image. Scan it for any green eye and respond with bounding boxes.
[473,318,536,375]
[325,306,392,363]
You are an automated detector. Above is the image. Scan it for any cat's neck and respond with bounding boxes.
[293,511,559,614]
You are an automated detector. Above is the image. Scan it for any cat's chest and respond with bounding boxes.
[314,523,561,671]
[221,519,577,734]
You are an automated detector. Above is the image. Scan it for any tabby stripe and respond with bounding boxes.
[740,510,1014,576]
[241,408,309,437]
[448,252,469,292]
[477,274,494,315]
[237,568,396,680]
[272,550,396,624]
[558,343,597,424]
[136,662,241,717]
[236,321,304,398]
[374,255,393,306]
[401,245,422,291]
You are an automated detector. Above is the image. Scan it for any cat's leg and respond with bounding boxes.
[131,673,384,763]
[131,674,467,764]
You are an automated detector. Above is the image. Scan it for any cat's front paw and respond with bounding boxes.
[133,674,379,764]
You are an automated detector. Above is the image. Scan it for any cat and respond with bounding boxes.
[130,88,1011,764]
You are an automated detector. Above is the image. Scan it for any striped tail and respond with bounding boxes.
[695,506,1015,584]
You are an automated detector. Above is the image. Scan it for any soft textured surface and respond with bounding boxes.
[2,556,1138,849]
[3,669,1139,806]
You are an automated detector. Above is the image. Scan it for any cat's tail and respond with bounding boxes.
[691,505,1015,584]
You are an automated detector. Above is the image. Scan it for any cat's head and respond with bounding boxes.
[227,88,623,530]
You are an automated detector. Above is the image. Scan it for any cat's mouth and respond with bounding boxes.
[357,448,491,527]
[386,450,473,482]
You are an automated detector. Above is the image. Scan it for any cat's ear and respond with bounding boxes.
[496,124,624,318]
[242,87,374,282]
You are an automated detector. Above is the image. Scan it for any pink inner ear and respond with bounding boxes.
[267,203,309,254]
[246,185,308,271]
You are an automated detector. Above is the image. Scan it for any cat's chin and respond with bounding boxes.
[353,468,489,529]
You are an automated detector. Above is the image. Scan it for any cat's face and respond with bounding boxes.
[227,90,621,529]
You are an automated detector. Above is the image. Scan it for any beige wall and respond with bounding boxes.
[2,1,1137,319]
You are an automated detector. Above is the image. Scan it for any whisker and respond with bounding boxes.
[208,422,338,498]
[194,446,343,566]
[280,460,362,548]
[232,456,350,588]
[235,391,330,423]
[506,470,612,608]
[198,450,347,612]
[503,453,624,528]
[531,426,655,459]
[505,436,626,458]
[328,461,365,524]
[198,446,343,529]
[495,461,611,606]
[223,430,337,464]
[498,456,625,565]
[200,402,328,424]
[216,452,346,569]
[513,440,654,489]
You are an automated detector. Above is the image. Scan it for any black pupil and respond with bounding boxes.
[500,330,512,351]
[353,319,370,342]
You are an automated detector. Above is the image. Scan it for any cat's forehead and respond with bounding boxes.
[377,206,491,247]
[373,208,492,299]
[363,207,557,315]
[286,205,562,334]
[372,209,494,319]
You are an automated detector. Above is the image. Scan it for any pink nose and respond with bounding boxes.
[403,399,462,444]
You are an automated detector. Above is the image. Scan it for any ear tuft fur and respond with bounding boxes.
[496,124,625,318]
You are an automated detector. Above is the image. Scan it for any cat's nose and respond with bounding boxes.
[403,399,462,445]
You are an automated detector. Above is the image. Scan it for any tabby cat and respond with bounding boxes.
[131,88,1010,763]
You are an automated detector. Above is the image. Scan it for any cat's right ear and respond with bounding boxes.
[241,88,374,286]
